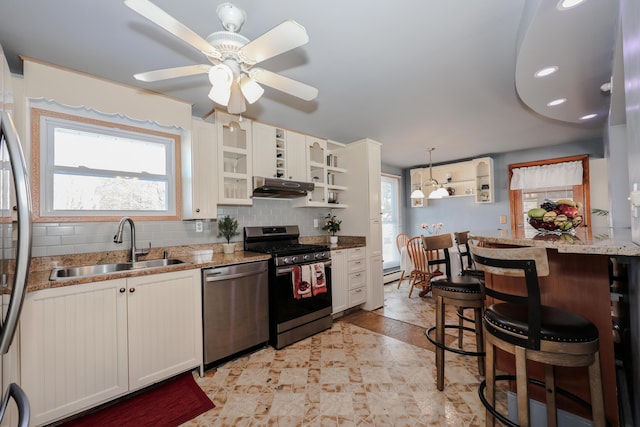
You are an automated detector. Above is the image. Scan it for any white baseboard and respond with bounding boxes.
[384,271,401,284]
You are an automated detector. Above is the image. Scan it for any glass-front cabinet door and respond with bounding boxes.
[216,111,252,205]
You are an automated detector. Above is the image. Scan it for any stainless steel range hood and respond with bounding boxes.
[252,176,314,199]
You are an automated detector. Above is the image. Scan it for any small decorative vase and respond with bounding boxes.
[222,243,235,254]
[329,235,338,245]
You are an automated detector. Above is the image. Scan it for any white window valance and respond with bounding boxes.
[510,161,583,190]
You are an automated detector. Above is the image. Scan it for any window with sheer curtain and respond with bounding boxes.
[509,155,591,232]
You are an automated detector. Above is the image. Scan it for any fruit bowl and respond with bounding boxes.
[527,199,584,234]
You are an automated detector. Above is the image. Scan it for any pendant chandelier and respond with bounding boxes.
[410,148,449,199]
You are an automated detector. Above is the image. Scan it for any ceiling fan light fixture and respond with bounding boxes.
[208,85,231,106]
[240,75,264,104]
[228,79,247,114]
[208,64,233,88]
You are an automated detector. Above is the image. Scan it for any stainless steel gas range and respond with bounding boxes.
[244,225,332,349]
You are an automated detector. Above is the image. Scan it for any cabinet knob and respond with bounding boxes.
[119,288,126,293]
[129,288,135,293]
[195,208,200,213]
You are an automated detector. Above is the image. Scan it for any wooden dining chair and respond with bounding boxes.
[396,233,410,289]
[405,236,432,298]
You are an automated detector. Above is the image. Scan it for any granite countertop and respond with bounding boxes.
[27,236,367,292]
[470,227,640,256]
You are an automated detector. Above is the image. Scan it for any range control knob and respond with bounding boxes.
[290,256,299,264]
[282,256,291,265]
[303,254,312,261]
[315,252,325,260]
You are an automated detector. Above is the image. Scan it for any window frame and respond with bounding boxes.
[508,154,591,232]
[31,107,182,222]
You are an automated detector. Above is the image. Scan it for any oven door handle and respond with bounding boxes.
[276,260,332,276]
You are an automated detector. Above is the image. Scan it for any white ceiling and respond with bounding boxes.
[0,0,619,168]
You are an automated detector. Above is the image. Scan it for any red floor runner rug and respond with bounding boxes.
[60,372,214,427]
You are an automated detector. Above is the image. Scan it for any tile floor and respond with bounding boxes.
[184,280,494,426]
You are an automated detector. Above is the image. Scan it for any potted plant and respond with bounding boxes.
[322,212,342,244]
[217,215,239,254]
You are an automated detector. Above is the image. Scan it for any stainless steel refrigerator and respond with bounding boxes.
[0,43,32,426]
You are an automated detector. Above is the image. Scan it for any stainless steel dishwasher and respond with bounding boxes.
[202,260,269,367]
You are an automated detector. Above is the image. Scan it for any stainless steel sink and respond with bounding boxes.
[50,259,187,281]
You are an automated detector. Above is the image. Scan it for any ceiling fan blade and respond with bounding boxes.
[238,20,309,65]
[124,0,221,59]
[134,64,211,82]
[249,68,318,101]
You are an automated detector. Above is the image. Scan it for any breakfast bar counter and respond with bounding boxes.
[470,227,639,426]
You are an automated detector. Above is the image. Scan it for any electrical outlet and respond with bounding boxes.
[195,220,203,232]
[314,218,318,228]
[499,215,507,224]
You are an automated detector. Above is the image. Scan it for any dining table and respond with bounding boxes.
[399,241,462,292]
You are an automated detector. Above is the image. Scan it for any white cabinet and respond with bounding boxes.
[126,270,203,391]
[20,270,202,426]
[331,247,367,313]
[473,156,495,203]
[285,130,307,181]
[252,121,279,179]
[183,118,217,219]
[347,247,367,307]
[252,122,308,182]
[216,111,253,205]
[331,249,348,314]
[294,137,347,208]
[409,156,494,205]
[335,139,384,311]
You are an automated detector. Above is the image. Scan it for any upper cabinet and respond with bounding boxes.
[294,137,347,208]
[473,157,495,203]
[182,118,217,219]
[252,122,307,181]
[216,111,253,206]
[410,156,494,206]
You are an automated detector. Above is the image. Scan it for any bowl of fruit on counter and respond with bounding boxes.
[527,199,584,234]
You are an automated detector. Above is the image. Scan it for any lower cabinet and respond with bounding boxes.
[347,248,367,307]
[20,269,202,426]
[331,247,367,314]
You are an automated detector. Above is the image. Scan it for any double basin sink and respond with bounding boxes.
[50,258,188,281]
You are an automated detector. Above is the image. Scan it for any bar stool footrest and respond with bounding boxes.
[478,374,599,427]
[425,325,486,357]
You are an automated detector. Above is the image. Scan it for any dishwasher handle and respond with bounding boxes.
[204,270,262,282]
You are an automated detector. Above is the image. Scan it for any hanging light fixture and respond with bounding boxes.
[410,186,425,199]
[425,148,449,199]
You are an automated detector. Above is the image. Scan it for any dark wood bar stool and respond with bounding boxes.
[423,234,485,391]
[470,244,605,427]
[454,230,485,278]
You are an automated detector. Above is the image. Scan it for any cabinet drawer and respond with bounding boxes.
[348,286,366,306]
[348,247,365,261]
[348,270,366,290]
[348,258,365,274]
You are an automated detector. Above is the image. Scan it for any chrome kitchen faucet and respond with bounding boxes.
[113,217,150,263]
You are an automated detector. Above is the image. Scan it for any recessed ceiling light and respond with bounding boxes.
[557,0,586,10]
[580,113,598,120]
[535,66,558,78]
[547,98,567,107]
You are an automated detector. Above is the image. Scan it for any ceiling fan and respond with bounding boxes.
[124,0,318,114]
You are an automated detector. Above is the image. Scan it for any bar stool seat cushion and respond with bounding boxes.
[486,303,599,344]
[431,275,482,294]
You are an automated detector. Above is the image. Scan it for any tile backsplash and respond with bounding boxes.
[31,199,337,257]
